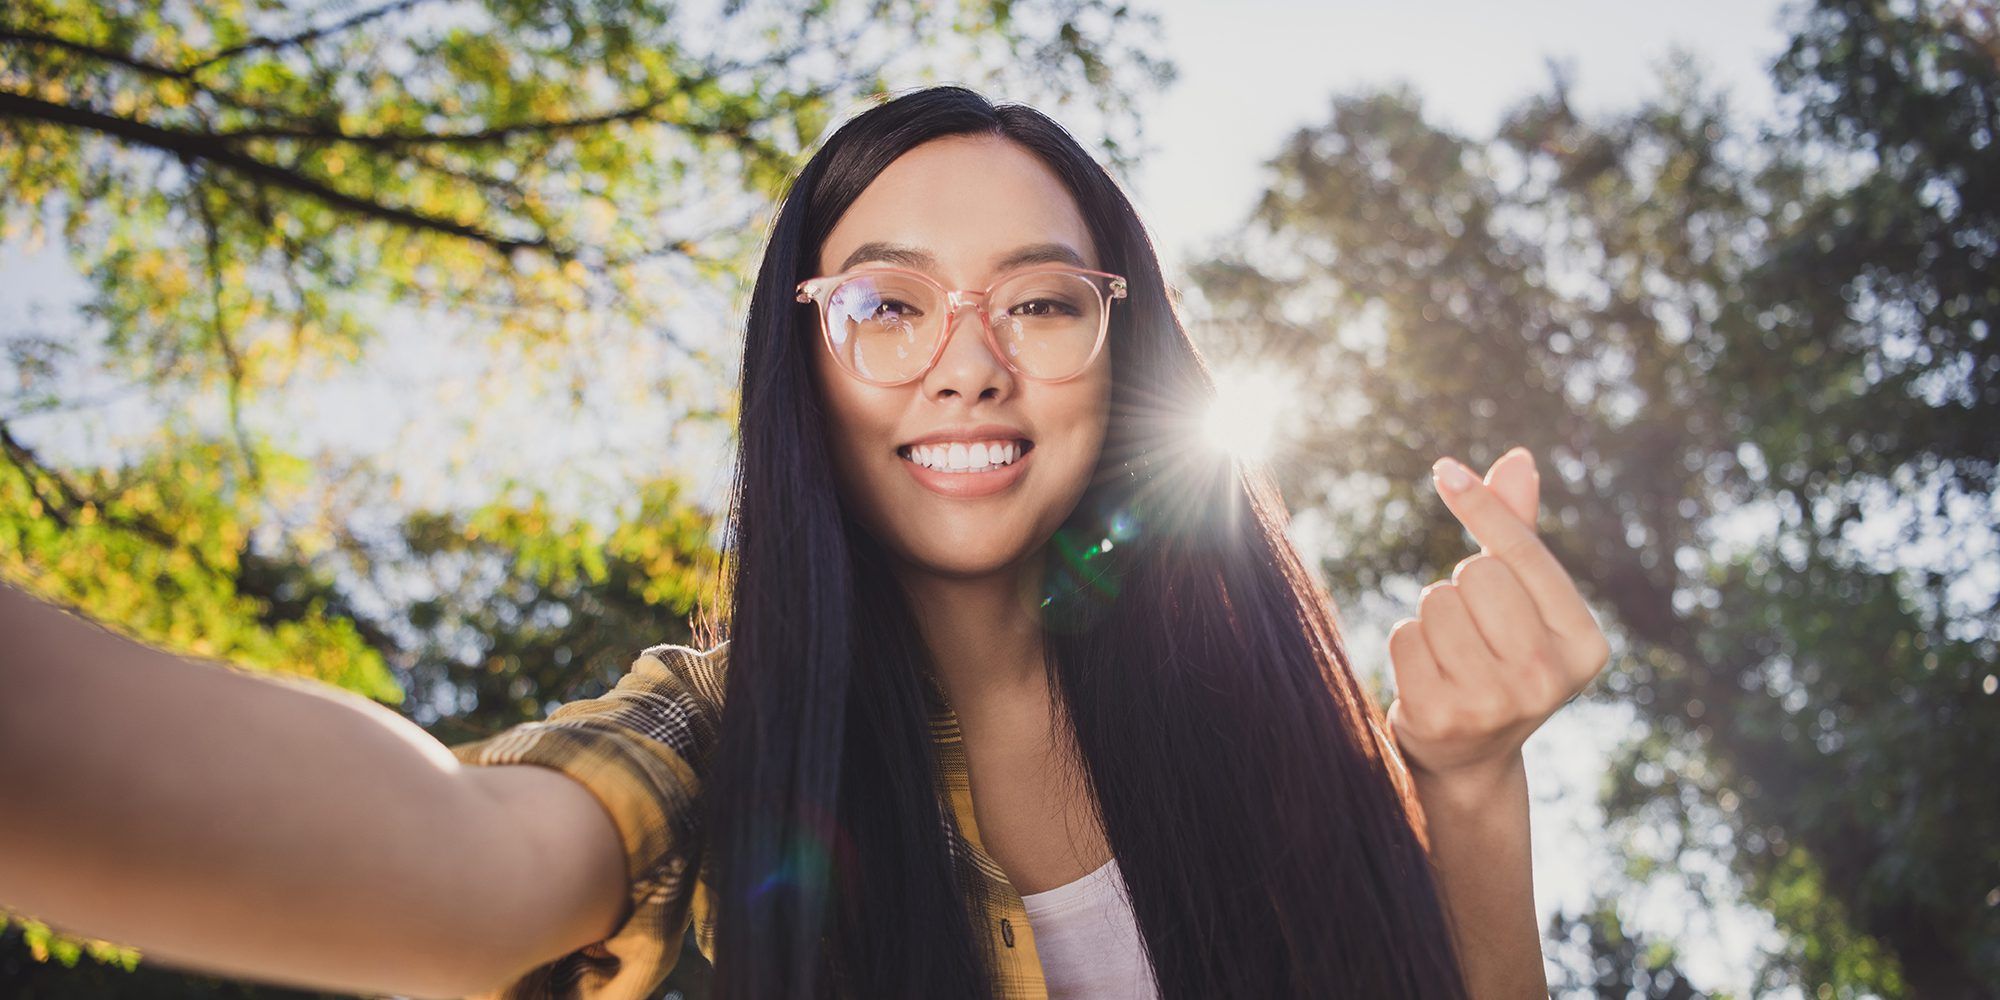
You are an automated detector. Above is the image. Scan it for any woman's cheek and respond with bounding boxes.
[818,392,896,523]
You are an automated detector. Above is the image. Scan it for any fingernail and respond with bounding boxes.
[1432,456,1472,493]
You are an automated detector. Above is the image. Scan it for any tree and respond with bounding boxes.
[1,0,1171,992]
[1546,902,1707,1000]
[0,0,1170,431]
[1189,0,1996,994]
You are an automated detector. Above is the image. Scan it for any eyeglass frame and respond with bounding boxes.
[794,264,1130,387]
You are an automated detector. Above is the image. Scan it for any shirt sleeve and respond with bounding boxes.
[446,641,727,1000]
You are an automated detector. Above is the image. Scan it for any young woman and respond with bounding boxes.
[0,86,1608,999]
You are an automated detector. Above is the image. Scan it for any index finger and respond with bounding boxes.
[1431,455,1597,641]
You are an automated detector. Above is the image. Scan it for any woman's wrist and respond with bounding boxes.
[1408,746,1530,819]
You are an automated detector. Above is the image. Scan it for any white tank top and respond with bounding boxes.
[1018,857,1163,999]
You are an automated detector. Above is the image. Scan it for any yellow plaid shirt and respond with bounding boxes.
[447,640,1053,999]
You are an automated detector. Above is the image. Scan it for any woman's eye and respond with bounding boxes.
[873,299,922,320]
[1010,298,1079,317]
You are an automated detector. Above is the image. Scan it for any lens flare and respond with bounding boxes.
[1200,364,1295,462]
[746,799,852,908]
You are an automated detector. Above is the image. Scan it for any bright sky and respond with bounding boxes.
[2,1,1808,992]
[1132,0,1793,271]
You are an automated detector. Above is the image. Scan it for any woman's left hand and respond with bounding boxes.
[1385,446,1611,787]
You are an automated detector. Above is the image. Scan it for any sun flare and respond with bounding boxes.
[1199,364,1295,462]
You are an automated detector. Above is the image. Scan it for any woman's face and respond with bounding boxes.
[813,134,1113,581]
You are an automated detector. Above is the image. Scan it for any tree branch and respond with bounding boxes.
[182,0,441,74]
[0,25,327,121]
[0,419,405,659]
[0,90,555,256]
[0,421,176,554]
[0,26,193,81]
[210,88,720,147]
[190,168,265,488]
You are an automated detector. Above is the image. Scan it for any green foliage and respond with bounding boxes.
[1545,902,1710,999]
[1192,1,1997,994]
[0,427,402,701]
[0,0,1170,406]
[0,916,139,973]
[0,1,1168,992]
[390,476,725,744]
[1751,845,1907,996]
[0,918,348,998]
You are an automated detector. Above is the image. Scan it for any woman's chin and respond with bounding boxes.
[891,536,1040,582]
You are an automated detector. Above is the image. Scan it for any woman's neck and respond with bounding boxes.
[894,552,1049,721]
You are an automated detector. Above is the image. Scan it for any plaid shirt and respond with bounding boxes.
[447,641,1052,999]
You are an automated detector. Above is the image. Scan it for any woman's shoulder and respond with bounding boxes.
[630,637,731,710]
[529,638,732,776]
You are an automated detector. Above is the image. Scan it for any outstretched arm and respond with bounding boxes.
[0,581,630,997]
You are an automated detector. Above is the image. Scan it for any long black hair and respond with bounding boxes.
[697,85,1472,999]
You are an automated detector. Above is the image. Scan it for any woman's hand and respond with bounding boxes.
[1385,446,1611,790]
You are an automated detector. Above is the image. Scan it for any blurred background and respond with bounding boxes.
[1,0,1994,996]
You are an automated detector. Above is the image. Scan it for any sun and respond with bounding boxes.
[1199,363,1296,462]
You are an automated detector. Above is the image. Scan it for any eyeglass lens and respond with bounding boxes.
[824,271,1106,383]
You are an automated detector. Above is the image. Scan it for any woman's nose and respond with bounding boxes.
[924,302,1012,399]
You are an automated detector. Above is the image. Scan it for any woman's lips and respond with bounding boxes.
[898,444,1033,499]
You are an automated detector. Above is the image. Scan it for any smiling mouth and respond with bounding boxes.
[896,439,1035,474]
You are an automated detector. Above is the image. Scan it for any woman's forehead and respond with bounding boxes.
[818,135,1098,279]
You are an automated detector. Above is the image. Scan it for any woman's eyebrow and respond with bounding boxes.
[835,241,1088,274]
[992,242,1088,271]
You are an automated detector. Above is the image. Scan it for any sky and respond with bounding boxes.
[2,0,1810,992]
[1130,0,1795,271]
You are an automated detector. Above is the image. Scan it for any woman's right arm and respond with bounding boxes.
[0,581,631,998]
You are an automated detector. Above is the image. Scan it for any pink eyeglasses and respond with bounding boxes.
[795,265,1128,386]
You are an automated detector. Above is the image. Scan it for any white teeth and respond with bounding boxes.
[900,439,1028,473]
